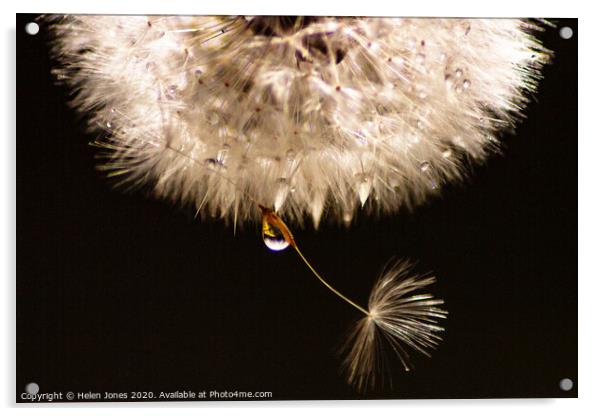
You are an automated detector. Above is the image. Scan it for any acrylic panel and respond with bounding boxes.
[16,14,577,402]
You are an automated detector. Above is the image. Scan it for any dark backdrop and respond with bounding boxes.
[16,15,577,401]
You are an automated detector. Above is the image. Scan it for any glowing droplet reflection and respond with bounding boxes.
[262,210,291,251]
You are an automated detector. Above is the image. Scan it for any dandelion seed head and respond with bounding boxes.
[342,260,447,392]
[48,15,549,227]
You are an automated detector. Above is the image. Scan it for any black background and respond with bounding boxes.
[16,15,577,401]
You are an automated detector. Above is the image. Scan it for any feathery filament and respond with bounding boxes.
[342,260,447,392]
[47,15,549,227]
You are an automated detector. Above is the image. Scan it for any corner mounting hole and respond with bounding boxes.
[25,22,39,36]
[559,26,573,40]
[25,382,39,394]
[559,378,574,391]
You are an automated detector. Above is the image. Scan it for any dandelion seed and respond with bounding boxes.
[342,260,447,392]
[256,207,446,392]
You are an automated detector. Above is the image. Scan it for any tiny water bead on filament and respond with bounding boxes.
[260,205,369,315]
[47,16,549,227]
[261,206,293,251]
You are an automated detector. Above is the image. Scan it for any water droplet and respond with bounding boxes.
[409,134,420,144]
[462,79,471,89]
[206,111,220,126]
[444,74,453,88]
[166,85,178,99]
[455,68,463,78]
[217,144,230,165]
[442,149,453,158]
[416,53,425,64]
[274,178,290,212]
[389,176,401,189]
[418,90,427,99]
[355,174,373,207]
[286,149,296,161]
[419,161,437,188]
[452,136,466,147]
[262,211,291,251]
[354,130,369,146]
[204,158,222,171]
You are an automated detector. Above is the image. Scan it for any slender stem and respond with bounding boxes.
[259,205,370,316]
[143,142,370,317]
[293,244,370,316]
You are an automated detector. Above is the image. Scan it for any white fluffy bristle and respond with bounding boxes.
[48,16,549,227]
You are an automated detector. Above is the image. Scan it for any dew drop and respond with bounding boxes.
[206,111,220,126]
[286,149,296,161]
[389,176,401,189]
[462,79,471,89]
[217,144,230,165]
[420,161,431,172]
[204,158,221,171]
[166,85,178,99]
[409,134,420,144]
[444,74,453,88]
[452,136,466,147]
[262,212,290,251]
[354,130,369,146]
[442,149,453,158]
[455,68,463,78]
